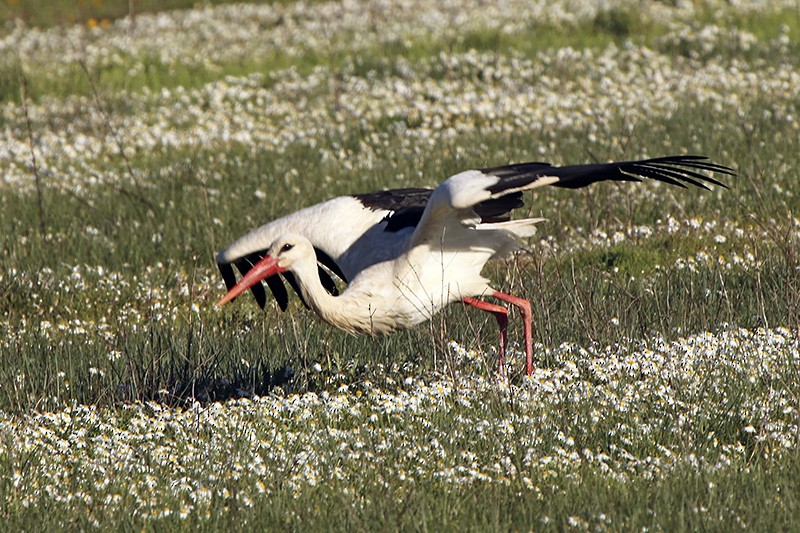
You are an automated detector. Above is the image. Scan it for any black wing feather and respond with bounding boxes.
[355,187,432,212]
[355,188,433,233]
[219,262,238,291]
[482,162,556,194]
[265,275,289,311]
[317,266,340,296]
[647,161,729,188]
[480,161,553,177]
[282,272,309,309]
[482,155,732,193]
[380,190,525,231]
[628,165,690,188]
[385,205,426,232]
[234,257,269,310]
[315,248,347,282]
[473,193,524,222]
[638,155,734,174]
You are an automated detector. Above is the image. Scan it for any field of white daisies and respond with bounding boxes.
[1,0,800,529]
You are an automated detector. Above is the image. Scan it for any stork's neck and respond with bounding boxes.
[290,260,383,335]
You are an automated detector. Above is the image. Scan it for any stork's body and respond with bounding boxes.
[270,172,547,335]
[217,156,732,375]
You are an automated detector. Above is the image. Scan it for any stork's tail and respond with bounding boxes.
[475,217,547,238]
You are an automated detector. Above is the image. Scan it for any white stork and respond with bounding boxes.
[216,156,732,375]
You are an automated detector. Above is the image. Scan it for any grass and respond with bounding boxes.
[0,0,296,29]
[2,0,800,529]
[6,4,800,105]
[6,458,800,530]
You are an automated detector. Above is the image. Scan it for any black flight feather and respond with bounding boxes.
[234,256,269,310]
[265,275,289,311]
[218,262,238,292]
[282,272,309,309]
[317,266,340,296]
[315,247,348,282]
[354,187,432,212]
[482,155,732,194]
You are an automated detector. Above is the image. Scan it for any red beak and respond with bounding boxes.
[216,255,286,307]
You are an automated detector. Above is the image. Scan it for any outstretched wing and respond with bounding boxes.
[480,155,732,192]
[410,155,733,248]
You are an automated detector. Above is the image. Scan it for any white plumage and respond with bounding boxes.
[217,155,732,375]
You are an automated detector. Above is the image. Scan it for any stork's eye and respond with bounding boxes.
[280,243,294,253]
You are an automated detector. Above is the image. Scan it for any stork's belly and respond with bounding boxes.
[333,295,451,336]
[371,282,486,334]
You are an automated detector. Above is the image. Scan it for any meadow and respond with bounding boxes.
[1,0,799,529]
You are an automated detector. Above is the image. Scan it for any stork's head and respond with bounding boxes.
[266,233,317,271]
[216,233,314,307]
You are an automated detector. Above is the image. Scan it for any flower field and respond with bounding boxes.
[1,0,799,529]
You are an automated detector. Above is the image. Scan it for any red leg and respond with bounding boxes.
[462,297,508,373]
[491,291,533,376]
